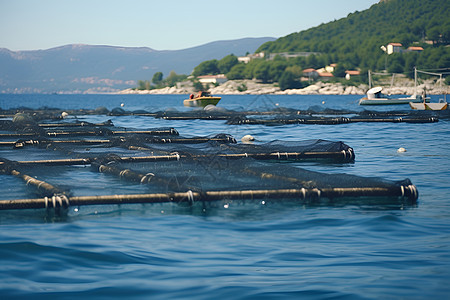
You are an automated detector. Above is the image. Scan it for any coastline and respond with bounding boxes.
[118,79,449,96]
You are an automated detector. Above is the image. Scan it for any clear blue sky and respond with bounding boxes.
[0,0,378,51]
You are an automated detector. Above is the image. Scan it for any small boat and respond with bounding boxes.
[410,94,447,111]
[409,102,447,110]
[183,91,221,107]
[359,68,429,105]
[359,86,427,105]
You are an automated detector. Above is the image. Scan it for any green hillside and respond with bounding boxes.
[148,0,450,91]
[256,0,449,74]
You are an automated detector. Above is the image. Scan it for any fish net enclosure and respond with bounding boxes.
[0,107,419,214]
[150,106,446,125]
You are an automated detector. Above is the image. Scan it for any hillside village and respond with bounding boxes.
[125,0,449,96]
[122,41,448,96]
[4,0,446,95]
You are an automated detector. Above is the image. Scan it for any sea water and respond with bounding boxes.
[0,94,449,299]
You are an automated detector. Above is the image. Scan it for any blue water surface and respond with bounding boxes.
[0,94,449,299]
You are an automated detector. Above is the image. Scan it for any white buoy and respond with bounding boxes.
[61,112,69,118]
[241,134,255,144]
[120,103,125,107]
[397,147,407,153]
[322,101,325,104]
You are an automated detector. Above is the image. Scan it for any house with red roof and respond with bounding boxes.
[318,72,334,80]
[407,46,424,52]
[345,70,361,80]
[387,42,403,54]
[302,68,319,81]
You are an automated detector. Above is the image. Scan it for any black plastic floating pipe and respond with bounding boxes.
[0,158,93,166]
[226,116,439,125]
[0,136,235,147]
[94,162,174,187]
[0,185,418,211]
[37,121,114,127]
[0,155,179,167]
[0,148,355,167]
[10,169,65,197]
[0,129,179,138]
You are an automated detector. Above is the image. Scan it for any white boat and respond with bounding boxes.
[359,68,428,105]
[359,86,427,105]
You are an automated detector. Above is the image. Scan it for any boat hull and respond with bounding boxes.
[409,102,448,110]
[183,97,221,107]
[359,96,426,105]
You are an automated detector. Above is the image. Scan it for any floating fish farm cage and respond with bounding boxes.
[0,106,425,215]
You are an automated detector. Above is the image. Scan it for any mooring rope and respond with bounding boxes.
[44,194,70,209]
[186,190,195,205]
[140,173,155,184]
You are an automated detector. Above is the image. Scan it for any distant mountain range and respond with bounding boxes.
[0,37,275,93]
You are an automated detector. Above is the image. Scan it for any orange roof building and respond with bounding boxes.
[387,42,403,54]
[407,46,424,52]
[345,70,361,80]
[345,70,361,76]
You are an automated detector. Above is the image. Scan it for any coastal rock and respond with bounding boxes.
[119,78,449,95]
[211,80,280,95]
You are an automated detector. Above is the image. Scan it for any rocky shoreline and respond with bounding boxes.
[119,79,449,95]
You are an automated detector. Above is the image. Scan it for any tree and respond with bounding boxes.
[306,55,320,69]
[442,24,450,44]
[226,63,246,80]
[388,60,404,73]
[268,60,288,82]
[399,33,416,48]
[427,27,441,45]
[218,55,238,74]
[404,53,418,78]
[137,80,150,90]
[279,71,303,90]
[152,72,163,85]
[192,59,220,76]
[241,59,263,79]
[165,71,187,87]
[254,62,271,83]
[137,80,145,90]
[285,65,303,77]
[332,64,347,78]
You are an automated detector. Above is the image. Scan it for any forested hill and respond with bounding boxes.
[256,0,449,72]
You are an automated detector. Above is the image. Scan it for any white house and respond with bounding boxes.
[237,56,251,63]
[325,63,337,73]
[386,43,403,54]
[197,74,228,85]
[237,52,265,63]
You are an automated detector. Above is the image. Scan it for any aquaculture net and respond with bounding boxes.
[0,108,418,213]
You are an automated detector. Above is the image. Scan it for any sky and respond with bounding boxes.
[0,0,378,51]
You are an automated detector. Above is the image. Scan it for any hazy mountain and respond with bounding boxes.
[0,37,275,93]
